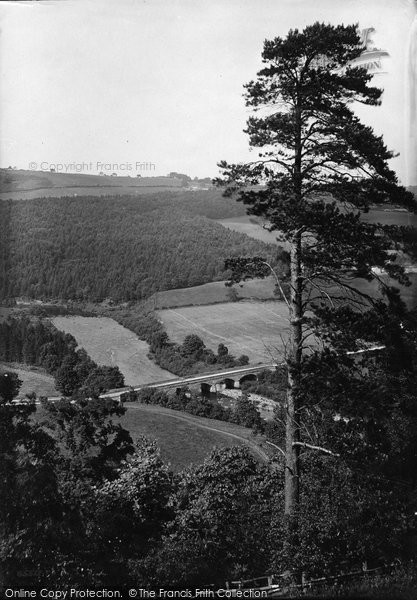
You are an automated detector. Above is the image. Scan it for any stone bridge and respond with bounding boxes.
[101,345,385,402]
[101,363,280,401]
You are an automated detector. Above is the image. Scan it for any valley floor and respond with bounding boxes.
[52,315,175,385]
[119,402,270,470]
[0,361,58,398]
[157,300,290,364]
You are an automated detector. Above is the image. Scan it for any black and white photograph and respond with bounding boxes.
[1,0,417,597]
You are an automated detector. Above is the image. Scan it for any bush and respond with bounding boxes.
[122,385,260,431]
[232,394,265,433]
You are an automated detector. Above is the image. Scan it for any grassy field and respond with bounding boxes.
[0,362,58,398]
[157,300,290,364]
[217,210,417,310]
[217,210,417,247]
[363,208,417,227]
[0,169,183,199]
[216,215,287,247]
[151,276,276,309]
[0,186,187,201]
[118,403,269,471]
[33,401,269,471]
[52,316,175,385]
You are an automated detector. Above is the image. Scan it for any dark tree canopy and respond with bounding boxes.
[0,371,22,403]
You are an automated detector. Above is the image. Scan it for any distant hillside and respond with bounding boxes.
[0,168,184,199]
[0,193,275,302]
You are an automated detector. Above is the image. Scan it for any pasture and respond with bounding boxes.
[216,215,286,246]
[0,362,58,398]
[0,168,183,200]
[118,403,269,471]
[157,300,290,364]
[363,208,417,227]
[152,276,276,309]
[52,316,175,386]
[0,186,185,201]
[217,209,417,245]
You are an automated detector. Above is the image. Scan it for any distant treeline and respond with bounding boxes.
[0,192,277,302]
[0,316,124,397]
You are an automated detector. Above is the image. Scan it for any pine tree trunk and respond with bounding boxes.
[285,104,303,517]
[285,231,302,515]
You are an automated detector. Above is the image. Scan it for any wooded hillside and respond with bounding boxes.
[0,192,276,302]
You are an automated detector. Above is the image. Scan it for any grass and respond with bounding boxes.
[0,361,58,398]
[216,211,417,311]
[157,300,290,364]
[118,403,269,471]
[151,276,277,309]
[0,186,186,201]
[51,315,174,386]
[362,208,417,227]
[217,209,417,244]
[32,401,268,471]
[216,215,289,247]
[0,168,183,199]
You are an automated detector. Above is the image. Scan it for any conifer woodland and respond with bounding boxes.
[0,192,276,302]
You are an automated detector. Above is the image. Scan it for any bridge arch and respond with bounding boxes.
[239,373,257,387]
[224,378,235,389]
[201,382,211,397]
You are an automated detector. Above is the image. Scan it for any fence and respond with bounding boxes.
[226,562,398,597]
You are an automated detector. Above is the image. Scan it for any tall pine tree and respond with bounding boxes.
[216,22,416,540]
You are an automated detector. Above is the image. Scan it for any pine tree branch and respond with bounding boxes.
[304,277,336,308]
[265,439,286,458]
[260,260,290,307]
[293,441,340,457]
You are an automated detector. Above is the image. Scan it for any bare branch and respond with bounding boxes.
[266,440,286,458]
[293,441,340,457]
[261,260,290,307]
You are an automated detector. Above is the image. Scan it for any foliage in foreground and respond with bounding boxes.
[1,361,417,591]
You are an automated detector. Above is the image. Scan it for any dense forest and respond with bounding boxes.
[0,316,124,397]
[0,192,277,302]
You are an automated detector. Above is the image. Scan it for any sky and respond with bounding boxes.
[0,0,416,182]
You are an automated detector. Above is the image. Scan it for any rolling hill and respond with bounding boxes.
[0,193,276,302]
[0,168,184,198]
